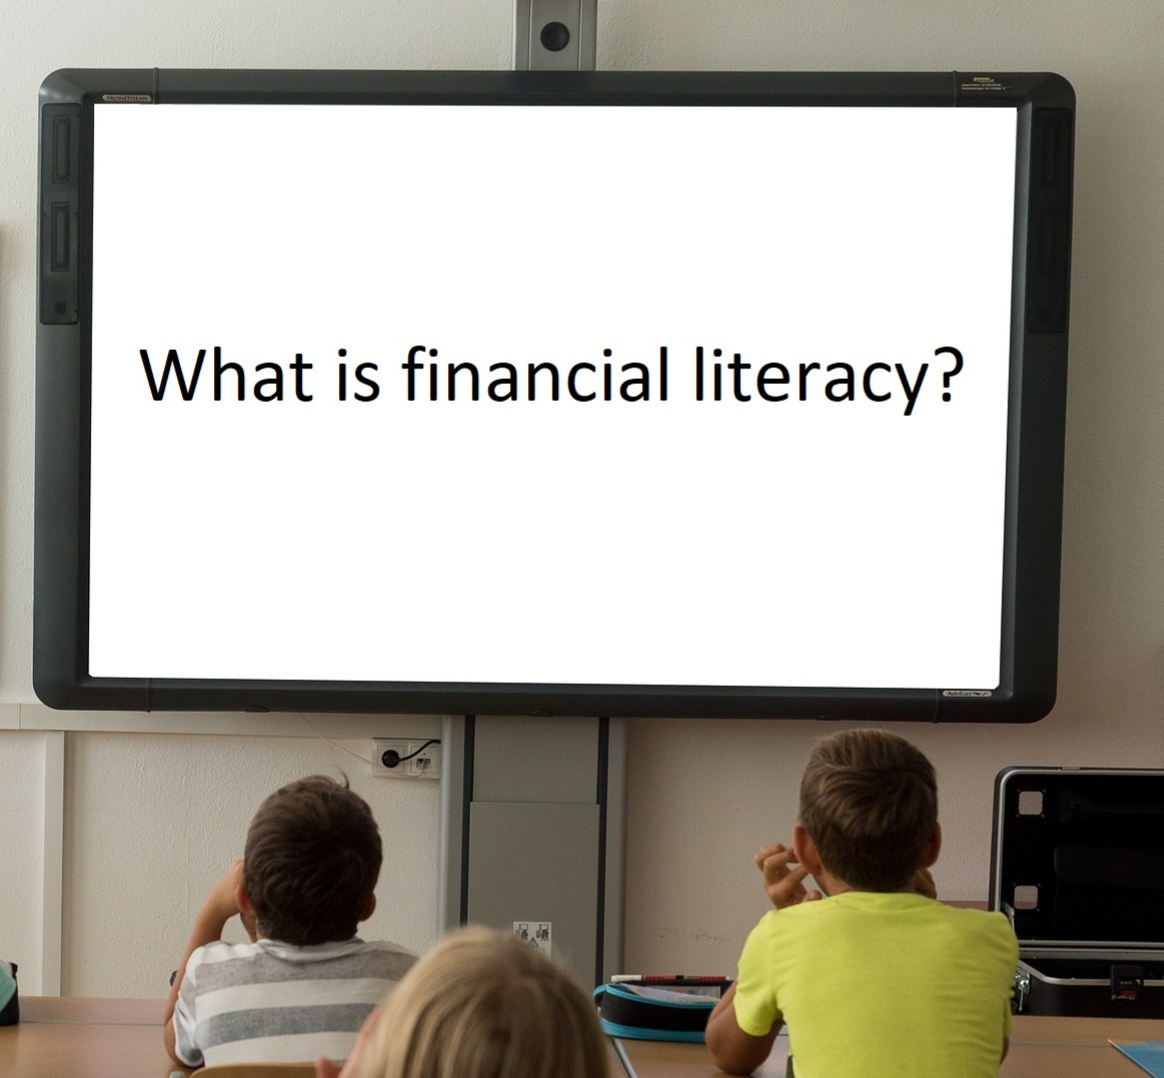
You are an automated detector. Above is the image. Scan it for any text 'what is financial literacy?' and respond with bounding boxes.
[137,344,968,418]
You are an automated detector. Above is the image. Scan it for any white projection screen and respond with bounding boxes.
[35,70,1074,721]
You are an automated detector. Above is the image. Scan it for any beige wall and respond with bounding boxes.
[0,719,445,996]
[3,0,1164,996]
[60,732,444,996]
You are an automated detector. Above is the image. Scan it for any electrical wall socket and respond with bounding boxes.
[373,739,441,780]
[514,921,552,957]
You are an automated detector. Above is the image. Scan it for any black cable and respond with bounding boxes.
[398,738,439,762]
[381,739,441,768]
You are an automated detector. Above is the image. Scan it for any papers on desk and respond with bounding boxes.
[1112,1040,1164,1077]
[621,985,721,1003]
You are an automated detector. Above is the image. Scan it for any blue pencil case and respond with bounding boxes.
[593,979,728,1042]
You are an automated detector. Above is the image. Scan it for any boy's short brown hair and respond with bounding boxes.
[799,729,937,892]
[243,774,382,946]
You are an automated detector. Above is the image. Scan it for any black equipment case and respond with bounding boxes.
[990,767,1164,1017]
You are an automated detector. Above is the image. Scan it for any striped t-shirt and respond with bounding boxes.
[173,936,416,1067]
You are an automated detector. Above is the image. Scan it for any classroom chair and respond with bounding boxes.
[197,1063,318,1078]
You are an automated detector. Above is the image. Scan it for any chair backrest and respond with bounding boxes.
[197,1063,318,1078]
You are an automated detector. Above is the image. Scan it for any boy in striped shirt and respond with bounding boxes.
[163,775,416,1067]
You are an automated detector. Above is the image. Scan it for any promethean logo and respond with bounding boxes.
[942,689,994,698]
[102,94,152,103]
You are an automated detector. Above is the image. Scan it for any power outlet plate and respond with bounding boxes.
[372,739,441,780]
[514,920,552,956]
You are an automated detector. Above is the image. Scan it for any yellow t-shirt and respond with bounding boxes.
[732,892,1018,1078]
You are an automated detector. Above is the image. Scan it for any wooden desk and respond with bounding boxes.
[619,1015,1164,1077]
[0,996,186,1078]
[3,998,1162,1078]
[619,1033,791,1077]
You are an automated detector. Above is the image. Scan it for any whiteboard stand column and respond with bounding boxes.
[439,714,625,988]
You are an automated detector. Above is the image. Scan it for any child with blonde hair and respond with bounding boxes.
[316,926,609,1078]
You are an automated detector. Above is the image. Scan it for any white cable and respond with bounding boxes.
[296,712,377,766]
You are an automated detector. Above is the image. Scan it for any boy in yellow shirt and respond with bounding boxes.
[706,729,1018,1077]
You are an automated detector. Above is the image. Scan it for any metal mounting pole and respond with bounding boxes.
[435,0,615,988]
[513,0,597,71]
[439,714,625,988]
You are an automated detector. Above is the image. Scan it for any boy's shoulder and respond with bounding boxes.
[759,894,1016,943]
[188,937,418,982]
[188,937,264,969]
[257,937,417,959]
[749,895,1017,985]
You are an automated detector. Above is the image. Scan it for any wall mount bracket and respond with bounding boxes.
[513,0,597,71]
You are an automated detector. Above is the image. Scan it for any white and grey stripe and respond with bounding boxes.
[174,937,415,1067]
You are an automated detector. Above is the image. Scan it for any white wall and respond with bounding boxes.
[3,0,1164,996]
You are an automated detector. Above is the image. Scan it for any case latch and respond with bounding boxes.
[1012,970,1030,1013]
[1111,964,1144,1002]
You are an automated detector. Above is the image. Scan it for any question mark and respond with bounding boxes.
[936,346,963,402]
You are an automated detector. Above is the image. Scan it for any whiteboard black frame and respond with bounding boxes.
[34,69,1074,720]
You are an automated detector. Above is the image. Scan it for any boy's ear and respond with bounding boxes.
[236,881,260,941]
[920,822,942,869]
[359,893,377,922]
[791,825,824,876]
[236,880,254,916]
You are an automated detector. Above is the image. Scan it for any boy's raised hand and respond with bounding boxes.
[165,859,251,1063]
[755,843,823,909]
[203,858,246,924]
[912,866,937,899]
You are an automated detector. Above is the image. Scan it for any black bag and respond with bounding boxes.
[990,767,1164,1017]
